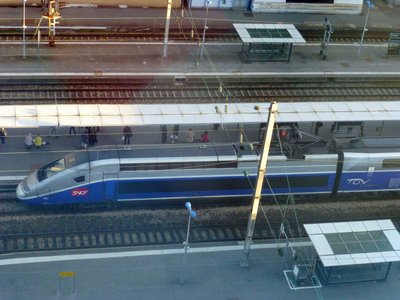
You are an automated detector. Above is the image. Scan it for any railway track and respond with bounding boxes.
[0,27,391,44]
[0,216,399,254]
[0,198,399,254]
[1,78,400,104]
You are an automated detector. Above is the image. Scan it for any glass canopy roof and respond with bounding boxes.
[233,24,306,44]
[304,220,400,267]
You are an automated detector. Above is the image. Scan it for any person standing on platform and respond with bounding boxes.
[161,125,167,144]
[25,133,33,150]
[81,129,89,149]
[187,128,195,143]
[92,127,98,145]
[0,128,7,144]
[201,131,209,143]
[123,126,133,145]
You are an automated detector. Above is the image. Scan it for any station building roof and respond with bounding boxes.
[304,219,400,267]
[0,101,399,128]
[233,23,306,44]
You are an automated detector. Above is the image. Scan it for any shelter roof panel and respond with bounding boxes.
[328,102,350,112]
[139,104,161,115]
[16,117,37,127]
[57,104,79,116]
[319,223,337,234]
[164,115,185,124]
[101,116,123,126]
[384,230,400,250]
[99,105,121,116]
[363,220,381,231]
[347,102,366,111]
[334,222,352,233]
[59,116,80,127]
[349,221,366,232]
[36,105,58,116]
[16,106,36,117]
[78,105,99,116]
[0,117,15,127]
[382,102,400,111]
[366,252,385,263]
[121,115,145,126]
[304,224,322,235]
[0,106,15,117]
[160,105,181,115]
[79,116,101,126]
[37,117,58,127]
[179,105,201,114]
[309,235,333,256]
[364,102,385,111]
[119,105,141,115]
[377,219,396,230]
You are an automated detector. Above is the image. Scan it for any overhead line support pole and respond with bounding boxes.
[240,101,278,268]
[162,0,172,58]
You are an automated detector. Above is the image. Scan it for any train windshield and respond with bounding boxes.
[37,158,66,182]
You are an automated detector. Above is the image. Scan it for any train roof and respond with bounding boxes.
[64,143,258,167]
[340,137,400,153]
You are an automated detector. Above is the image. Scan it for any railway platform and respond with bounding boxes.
[0,241,399,299]
[0,3,400,75]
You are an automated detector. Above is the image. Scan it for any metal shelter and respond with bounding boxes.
[1,101,400,128]
[233,24,306,62]
[304,219,400,284]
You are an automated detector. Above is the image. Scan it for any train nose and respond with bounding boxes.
[16,176,33,200]
[16,183,25,199]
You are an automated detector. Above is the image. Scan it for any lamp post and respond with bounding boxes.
[358,0,374,56]
[23,0,27,59]
[180,202,197,285]
[199,0,211,59]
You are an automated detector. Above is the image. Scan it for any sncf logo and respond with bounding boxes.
[71,188,89,196]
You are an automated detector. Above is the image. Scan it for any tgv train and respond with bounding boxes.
[16,138,400,206]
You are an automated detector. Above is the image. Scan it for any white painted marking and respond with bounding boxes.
[0,72,399,77]
[0,241,312,266]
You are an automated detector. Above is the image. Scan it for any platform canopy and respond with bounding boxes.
[304,219,400,267]
[0,101,399,128]
[233,23,306,45]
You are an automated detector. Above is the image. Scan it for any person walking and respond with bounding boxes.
[69,127,76,135]
[187,128,195,143]
[201,131,209,143]
[123,126,133,145]
[0,128,7,144]
[25,133,33,150]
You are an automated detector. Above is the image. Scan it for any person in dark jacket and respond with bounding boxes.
[123,126,133,145]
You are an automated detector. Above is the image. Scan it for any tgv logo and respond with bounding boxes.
[71,188,89,196]
[347,178,370,185]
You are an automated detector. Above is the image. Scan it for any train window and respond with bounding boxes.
[383,159,400,169]
[37,158,66,182]
[120,161,225,171]
[74,176,85,183]
[217,161,238,168]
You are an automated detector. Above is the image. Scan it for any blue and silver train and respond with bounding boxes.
[16,138,400,206]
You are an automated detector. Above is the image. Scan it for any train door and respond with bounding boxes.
[103,173,119,202]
